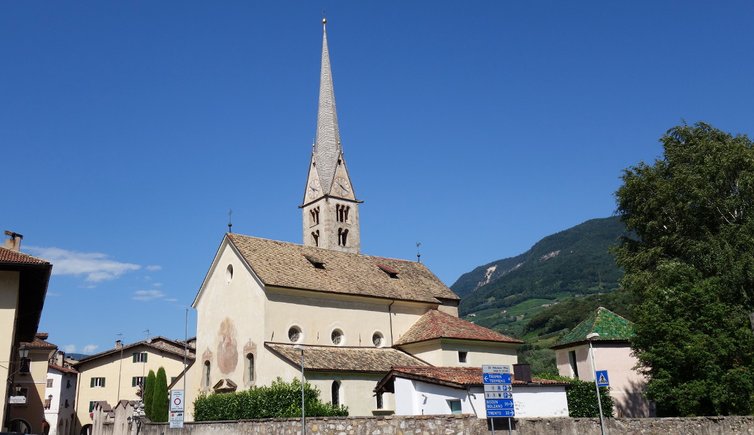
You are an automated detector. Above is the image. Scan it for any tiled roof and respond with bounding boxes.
[0,247,50,266]
[49,363,78,375]
[75,336,195,367]
[394,310,523,346]
[552,306,634,349]
[266,342,428,373]
[22,333,57,350]
[226,234,459,304]
[375,366,568,391]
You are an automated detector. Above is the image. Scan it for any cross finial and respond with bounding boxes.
[416,242,422,263]
[228,209,233,233]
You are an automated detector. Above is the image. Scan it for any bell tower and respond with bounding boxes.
[301,19,361,254]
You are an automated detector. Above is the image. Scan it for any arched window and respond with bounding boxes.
[312,230,320,247]
[203,361,211,388]
[246,353,254,383]
[338,228,349,247]
[331,381,340,406]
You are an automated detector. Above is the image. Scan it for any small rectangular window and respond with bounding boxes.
[90,377,106,388]
[448,399,462,414]
[47,378,54,388]
[458,351,468,363]
[569,350,579,379]
[132,352,148,363]
[89,401,97,412]
[132,376,145,387]
[376,392,384,409]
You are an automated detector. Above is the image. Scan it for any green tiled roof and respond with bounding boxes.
[553,307,634,348]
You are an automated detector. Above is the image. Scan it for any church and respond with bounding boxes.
[184,20,522,418]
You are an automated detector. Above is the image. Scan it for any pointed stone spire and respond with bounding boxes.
[314,18,341,194]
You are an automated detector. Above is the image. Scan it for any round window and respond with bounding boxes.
[372,332,384,347]
[331,329,344,345]
[288,326,302,343]
[225,264,234,283]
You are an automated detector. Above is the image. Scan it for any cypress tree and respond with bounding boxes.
[151,367,169,422]
[143,370,156,420]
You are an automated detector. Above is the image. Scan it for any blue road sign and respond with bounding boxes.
[485,399,514,410]
[483,373,512,384]
[596,370,610,387]
[484,384,513,392]
[487,409,516,417]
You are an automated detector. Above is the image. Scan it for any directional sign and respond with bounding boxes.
[596,370,610,387]
[484,384,513,392]
[485,398,515,410]
[485,391,514,400]
[482,365,511,374]
[487,409,516,417]
[483,373,512,384]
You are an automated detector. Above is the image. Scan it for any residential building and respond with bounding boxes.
[551,306,653,417]
[7,333,58,434]
[0,231,52,433]
[183,20,524,420]
[73,337,195,434]
[375,365,569,418]
[45,351,78,435]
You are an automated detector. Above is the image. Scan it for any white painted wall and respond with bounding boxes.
[393,378,568,419]
[45,368,77,435]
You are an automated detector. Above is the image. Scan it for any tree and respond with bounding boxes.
[615,122,754,416]
[143,370,156,420]
[151,367,169,422]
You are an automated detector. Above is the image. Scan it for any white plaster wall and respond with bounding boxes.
[511,385,569,418]
[307,372,386,417]
[45,370,77,435]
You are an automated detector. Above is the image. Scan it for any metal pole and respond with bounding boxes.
[300,349,305,435]
[508,416,512,435]
[589,339,606,435]
[183,308,188,395]
[491,416,495,435]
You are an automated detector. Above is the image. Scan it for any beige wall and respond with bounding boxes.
[399,340,518,367]
[9,347,55,434]
[75,345,187,431]
[555,343,651,417]
[0,271,20,431]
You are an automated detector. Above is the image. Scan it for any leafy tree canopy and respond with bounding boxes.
[615,122,754,416]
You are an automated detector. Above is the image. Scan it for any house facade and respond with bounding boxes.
[73,337,194,434]
[45,361,78,435]
[552,306,653,417]
[184,20,524,420]
[0,231,52,433]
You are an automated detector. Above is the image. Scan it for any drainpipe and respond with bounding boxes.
[467,388,479,417]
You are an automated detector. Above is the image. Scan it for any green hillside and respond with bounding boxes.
[454,216,628,336]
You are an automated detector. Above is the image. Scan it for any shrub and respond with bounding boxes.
[151,367,169,422]
[194,378,348,421]
[566,379,614,418]
[143,370,156,420]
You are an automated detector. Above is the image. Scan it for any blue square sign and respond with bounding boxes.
[596,370,609,387]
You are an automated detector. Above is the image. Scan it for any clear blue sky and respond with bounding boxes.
[3,1,753,355]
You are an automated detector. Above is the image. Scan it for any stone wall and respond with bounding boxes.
[101,415,754,435]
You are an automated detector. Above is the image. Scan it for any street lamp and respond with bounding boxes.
[293,344,305,435]
[587,333,606,435]
[18,345,29,359]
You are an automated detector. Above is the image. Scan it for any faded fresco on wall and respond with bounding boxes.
[217,318,238,374]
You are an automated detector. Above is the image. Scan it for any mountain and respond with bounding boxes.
[453,216,628,332]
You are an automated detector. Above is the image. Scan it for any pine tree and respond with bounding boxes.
[143,370,156,420]
[151,367,169,422]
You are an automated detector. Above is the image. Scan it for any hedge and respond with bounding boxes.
[193,378,348,421]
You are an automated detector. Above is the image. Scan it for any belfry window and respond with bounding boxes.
[338,228,349,247]
[310,207,320,226]
[312,230,320,247]
[336,205,350,223]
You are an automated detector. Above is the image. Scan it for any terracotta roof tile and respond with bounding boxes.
[227,234,458,303]
[22,334,57,350]
[49,363,78,375]
[395,310,523,346]
[379,366,568,390]
[266,342,428,373]
[75,336,195,366]
[0,247,50,266]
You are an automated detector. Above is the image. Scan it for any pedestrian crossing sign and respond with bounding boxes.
[596,370,609,387]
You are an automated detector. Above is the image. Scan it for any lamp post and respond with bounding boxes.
[293,344,305,435]
[587,332,606,435]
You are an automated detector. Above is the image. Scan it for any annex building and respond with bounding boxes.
[184,20,523,418]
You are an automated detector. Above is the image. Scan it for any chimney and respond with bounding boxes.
[3,230,23,251]
[513,363,532,384]
[115,340,122,350]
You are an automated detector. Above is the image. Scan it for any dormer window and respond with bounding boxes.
[377,264,399,279]
[304,254,325,269]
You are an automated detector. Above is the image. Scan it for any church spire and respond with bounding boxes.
[314,18,341,194]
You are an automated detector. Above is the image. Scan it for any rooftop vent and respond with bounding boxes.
[377,264,399,279]
[304,255,326,269]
